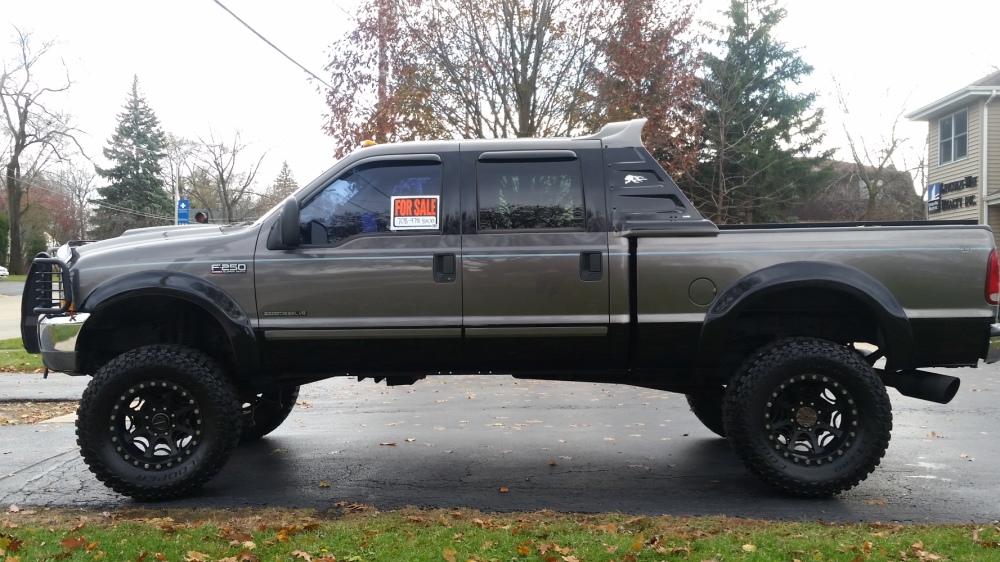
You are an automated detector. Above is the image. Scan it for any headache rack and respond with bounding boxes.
[28,255,73,314]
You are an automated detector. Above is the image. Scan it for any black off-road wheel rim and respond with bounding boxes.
[111,380,204,472]
[764,374,857,467]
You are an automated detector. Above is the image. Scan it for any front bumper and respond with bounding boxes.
[38,313,90,374]
[988,324,1000,363]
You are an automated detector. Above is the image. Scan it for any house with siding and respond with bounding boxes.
[907,70,1000,245]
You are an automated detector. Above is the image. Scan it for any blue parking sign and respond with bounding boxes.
[178,199,190,225]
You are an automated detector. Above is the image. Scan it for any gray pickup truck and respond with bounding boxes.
[22,119,1000,501]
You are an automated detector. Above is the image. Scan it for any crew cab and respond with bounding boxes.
[22,119,1000,500]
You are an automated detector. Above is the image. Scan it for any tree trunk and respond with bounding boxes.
[5,159,25,274]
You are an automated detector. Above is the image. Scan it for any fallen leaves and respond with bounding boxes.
[0,533,23,555]
[60,536,88,550]
[973,527,1000,548]
[0,400,78,426]
[910,541,944,560]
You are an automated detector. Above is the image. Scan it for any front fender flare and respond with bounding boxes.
[699,261,913,370]
[79,270,261,379]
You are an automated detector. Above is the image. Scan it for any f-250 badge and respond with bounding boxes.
[211,263,248,274]
[624,174,647,184]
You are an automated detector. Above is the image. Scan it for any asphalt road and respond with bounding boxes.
[0,281,24,297]
[1,367,999,522]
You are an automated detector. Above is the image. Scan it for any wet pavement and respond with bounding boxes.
[1,367,998,523]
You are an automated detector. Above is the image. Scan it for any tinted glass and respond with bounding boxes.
[299,161,442,244]
[477,159,585,230]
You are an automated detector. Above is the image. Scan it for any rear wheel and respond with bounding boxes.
[76,345,241,500]
[723,337,892,497]
[240,386,300,442]
[685,386,726,437]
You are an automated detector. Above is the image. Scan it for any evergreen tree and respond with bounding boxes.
[255,160,298,217]
[91,76,173,238]
[681,0,832,224]
[267,161,298,203]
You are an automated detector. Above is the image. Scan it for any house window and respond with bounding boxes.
[939,109,968,165]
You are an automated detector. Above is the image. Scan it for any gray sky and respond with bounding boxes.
[3,0,999,201]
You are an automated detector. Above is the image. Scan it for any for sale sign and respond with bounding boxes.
[390,195,440,230]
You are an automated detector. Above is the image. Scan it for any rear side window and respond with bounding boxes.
[476,159,585,231]
[299,160,442,245]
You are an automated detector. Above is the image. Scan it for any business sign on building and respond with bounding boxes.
[927,183,941,214]
[927,176,979,214]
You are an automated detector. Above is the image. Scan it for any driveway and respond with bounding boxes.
[0,281,25,341]
[1,369,998,522]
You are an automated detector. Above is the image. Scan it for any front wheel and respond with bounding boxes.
[76,345,241,500]
[723,337,892,497]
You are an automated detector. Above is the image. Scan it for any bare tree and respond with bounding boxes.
[52,163,95,239]
[410,0,612,139]
[198,131,265,223]
[839,90,921,221]
[1,28,79,272]
[325,0,631,153]
[163,133,198,206]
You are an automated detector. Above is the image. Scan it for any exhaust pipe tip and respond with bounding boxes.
[882,370,960,404]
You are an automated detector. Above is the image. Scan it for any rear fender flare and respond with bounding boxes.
[699,261,913,370]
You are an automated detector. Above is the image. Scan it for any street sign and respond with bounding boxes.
[178,199,190,225]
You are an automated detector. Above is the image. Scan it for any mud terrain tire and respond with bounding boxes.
[76,345,241,500]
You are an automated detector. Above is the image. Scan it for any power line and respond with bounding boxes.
[9,174,174,223]
[210,0,334,90]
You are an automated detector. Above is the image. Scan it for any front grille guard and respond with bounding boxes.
[30,257,73,315]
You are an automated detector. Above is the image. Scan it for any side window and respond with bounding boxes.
[476,159,585,230]
[299,160,442,245]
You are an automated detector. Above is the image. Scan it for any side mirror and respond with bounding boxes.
[280,197,300,248]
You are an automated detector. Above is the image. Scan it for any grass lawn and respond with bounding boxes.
[1,274,27,282]
[0,338,44,372]
[1,507,1000,561]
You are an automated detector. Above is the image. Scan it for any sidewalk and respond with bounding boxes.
[1,372,89,401]
[0,294,22,340]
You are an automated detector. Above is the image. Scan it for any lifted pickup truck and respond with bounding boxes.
[23,119,1000,501]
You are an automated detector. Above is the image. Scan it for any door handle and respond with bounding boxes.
[434,253,457,283]
[580,252,602,281]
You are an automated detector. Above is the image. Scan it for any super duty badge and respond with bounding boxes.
[211,263,248,274]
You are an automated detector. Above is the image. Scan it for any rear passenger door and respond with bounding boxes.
[460,143,611,372]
